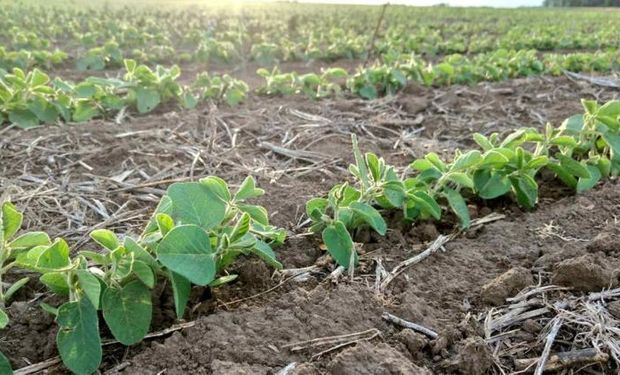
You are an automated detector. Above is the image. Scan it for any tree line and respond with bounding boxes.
[544,0,620,6]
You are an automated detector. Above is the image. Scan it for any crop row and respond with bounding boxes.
[1,98,619,373]
[308,100,620,267]
[1,5,620,70]
[2,49,619,128]
[0,176,287,374]
[0,60,248,128]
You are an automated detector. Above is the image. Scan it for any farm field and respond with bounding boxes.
[1,1,620,374]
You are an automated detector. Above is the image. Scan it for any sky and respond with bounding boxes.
[297,0,542,7]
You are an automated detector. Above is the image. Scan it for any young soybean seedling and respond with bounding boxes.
[0,201,50,374]
[546,99,620,187]
[306,135,405,268]
[0,201,51,327]
[469,128,549,209]
[407,149,480,228]
[142,175,286,318]
[16,227,159,375]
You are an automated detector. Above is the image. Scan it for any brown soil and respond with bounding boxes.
[1,74,619,374]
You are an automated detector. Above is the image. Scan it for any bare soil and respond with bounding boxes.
[1,75,619,374]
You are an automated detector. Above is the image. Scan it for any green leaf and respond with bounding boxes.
[336,185,362,206]
[169,271,191,319]
[410,159,435,172]
[28,97,58,124]
[359,85,378,100]
[550,135,578,147]
[135,87,161,114]
[0,350,12,375]
[380,181,406,208]
[0,309,8,329]
[111,253,134,281]
[225,87,246,106]
[89,229,118,251]
[446,172,474,189]
[8,231,50,251]
[76,270,101,310]
[349,201,387,235]
[577,164,602,193]
[167,182,227,230]
[2,202,22,240]
[9,109,40,128]
[124,59,137,73]
[546,162,578,189]
[510,175,538,209]
[481,150,510,167]
[72,101,99,122]
[443,187,470,229]
[410,191,441,220]
[181,91,198,109]
[234,176,264,200]
[209,275,238,287]
[526,156,549,170]
[499,129,526,148]
[425,152,447,172]
[473,133,494,151]
[124,237,157,268]
[602,132,620,158]
[157,225,216,286]
[4,277,29,302]
[558,155,591,179]
[598,157,612,177]
[252,240,283,269]
[230,213,251,242]
[351,134,370,191]
[133,260,155,288]
[36,239,70,270]
[473,169,511,199]
[452,150,482,170]
[560,114,584,135]
[56,298,102,375]
[598,100,620,118]
[155,213,174,237]
[598,115,620,132]
[40,302,59,317]
[102,280,152,345]
[79,251,108,266]
[365,153,381,181]
[76,55,105,71]
[238,204,269,226]
[74,83,97,98]
[200,176,231,202]
[322,221,357,269]
[40,273,70,295]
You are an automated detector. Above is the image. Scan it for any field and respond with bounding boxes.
[1,1,620,374]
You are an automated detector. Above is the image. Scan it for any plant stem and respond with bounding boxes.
[351,134,369,195]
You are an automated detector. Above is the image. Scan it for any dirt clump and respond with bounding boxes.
[606,300,620,320]
[442,337,494,374]
[0,301,57,369]
[290,363,320,375]
[480,267,534,306]
[211,360,271,374]
[327,342,432,375]
[413,222,440,242]
[397,329,429,361]
[398,95,429,114]
[235,258,273,288]
[587,224,620,255]
[552,253,617,291]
